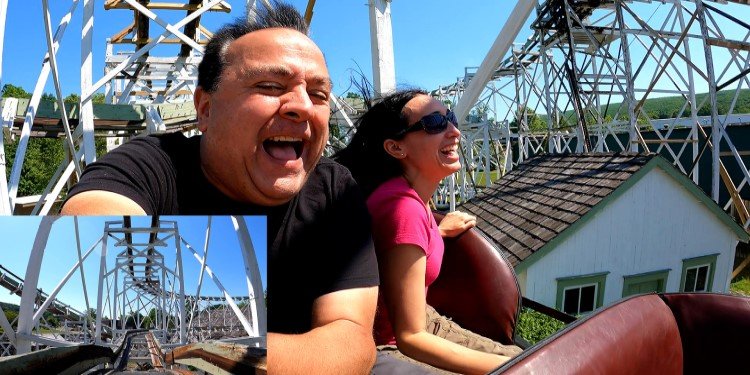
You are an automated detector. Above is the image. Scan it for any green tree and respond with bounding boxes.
[510,107,547,132]
[42,312,59,328]
[92,93,106,104]
[142,308,157,329]
[3,310,18,328]
[345,92,361,99]
[4,137,66,197]
[64,93,80,104]
[1,84,31,99]
[85,308,96,322]
[40,93,55,102]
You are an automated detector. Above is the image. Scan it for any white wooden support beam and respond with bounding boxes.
[122,0,205,53]
[369,0,395,96]
[182,237,256,338]
[8,0,80,210]
[454,0,535,125]
[232,215,267,339]
[30,147,83,215]
[74,217,93,342]
[0,98,16,214]
[695,0,721,202]
[84,0,223,103]
[0,303,15,345]
[95,227,109,345]
[80,0,96,164]
[174,223,188,344]
[145,106,165,134]
[43,0,82,178]
[246,0,273,22]
[330,94,354,129]
[188,216,212,331]
[30,237,101,327]
[16,216,58,354]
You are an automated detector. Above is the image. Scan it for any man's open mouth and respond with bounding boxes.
[263,136,304,161]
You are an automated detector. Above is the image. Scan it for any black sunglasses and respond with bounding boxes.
[395,110,457,137]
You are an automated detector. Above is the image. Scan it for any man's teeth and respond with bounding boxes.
[269,136,302,142]
[441,146,457,152]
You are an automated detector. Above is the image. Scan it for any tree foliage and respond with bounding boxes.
[1,84,31,99]
[510,106,548,132]
[2,309,18,329]
[0,85,109,197]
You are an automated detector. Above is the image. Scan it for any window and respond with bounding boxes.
[556,272,608,315]
[622,269,670,297]
[680,254,718,292]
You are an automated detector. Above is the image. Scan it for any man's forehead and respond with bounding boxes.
[225,30,331,87]
[232,27,319,54]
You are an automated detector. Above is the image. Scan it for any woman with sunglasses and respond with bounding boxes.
[334,89,521,374]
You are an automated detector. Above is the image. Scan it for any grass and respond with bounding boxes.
[515,308,567,345]
[455,170,502,187]
[730,277,750,296]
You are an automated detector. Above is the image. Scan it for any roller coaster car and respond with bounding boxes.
[427,217,750,375]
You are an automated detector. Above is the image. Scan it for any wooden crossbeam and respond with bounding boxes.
[706,37,750,52]
[105,1,230,12]
[198,25,213,39]
[110,38,208,45]
[110,22,135,43]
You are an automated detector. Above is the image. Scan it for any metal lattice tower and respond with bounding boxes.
[431,0,750,228]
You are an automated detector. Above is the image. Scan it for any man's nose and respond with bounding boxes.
[279,88,313,122]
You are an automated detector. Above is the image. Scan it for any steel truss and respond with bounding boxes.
[0,216,266,359]
[434,0,750,226]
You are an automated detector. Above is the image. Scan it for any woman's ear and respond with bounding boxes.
[384,139,407,159]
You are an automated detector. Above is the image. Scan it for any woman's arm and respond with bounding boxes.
[380,244,509,375]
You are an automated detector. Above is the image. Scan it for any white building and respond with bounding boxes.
[460,154,748,315]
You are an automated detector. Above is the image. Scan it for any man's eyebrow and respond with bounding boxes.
[238,65,332,90]
[239,65,294,80]
[308,75,333,91]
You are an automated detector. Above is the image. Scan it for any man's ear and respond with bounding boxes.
[194,86,210,132]
[383,139,407,159]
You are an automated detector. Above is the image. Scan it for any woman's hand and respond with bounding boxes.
[439,211,477,237]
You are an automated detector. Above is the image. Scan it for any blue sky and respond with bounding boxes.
[0,216,267,312]
[2,1,748,102]
[1,1,523,98]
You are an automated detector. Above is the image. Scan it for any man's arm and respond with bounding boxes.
[61,191,147,215]
[267,286,378,374]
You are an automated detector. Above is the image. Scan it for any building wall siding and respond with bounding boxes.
[523,167,738,309]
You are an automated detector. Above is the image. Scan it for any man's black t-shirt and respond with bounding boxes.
[67,133,379,333]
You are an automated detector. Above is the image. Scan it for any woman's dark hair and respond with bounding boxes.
[198,1,308,93]
[333,89,428,196]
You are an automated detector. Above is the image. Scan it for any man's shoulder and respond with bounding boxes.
[306,157,355,186]
[314,156,352,175]
[110,132,196,154]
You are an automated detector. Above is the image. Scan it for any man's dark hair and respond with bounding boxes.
[198,1,308,93]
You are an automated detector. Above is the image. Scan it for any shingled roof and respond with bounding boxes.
[459,153,658,268]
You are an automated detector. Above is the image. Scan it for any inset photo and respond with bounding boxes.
[0,215,266,373]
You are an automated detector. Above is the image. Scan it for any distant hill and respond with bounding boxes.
[597,89,750,120]
[540,89,750,126]
[0,302,18,313]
